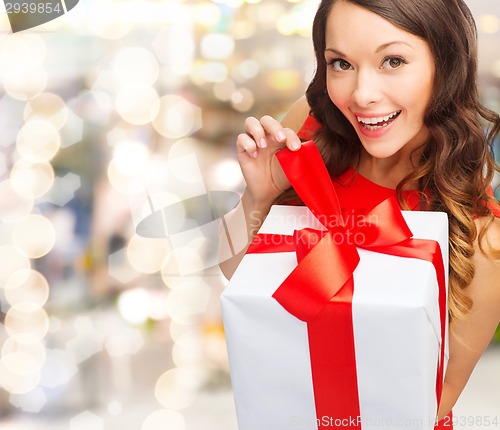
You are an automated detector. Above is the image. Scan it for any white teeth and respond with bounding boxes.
[357,111,400,125]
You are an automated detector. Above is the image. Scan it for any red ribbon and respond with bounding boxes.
[247,141,447,429]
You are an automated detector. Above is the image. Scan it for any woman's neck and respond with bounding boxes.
[357,149,421,190]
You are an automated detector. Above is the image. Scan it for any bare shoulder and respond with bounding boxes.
[470,216,500,315]
[280,95,311,132]
[474,215,500,258]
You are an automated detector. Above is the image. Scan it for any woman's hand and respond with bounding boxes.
[237,115,302,208]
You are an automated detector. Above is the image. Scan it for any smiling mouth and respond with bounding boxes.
[357,111,401,131]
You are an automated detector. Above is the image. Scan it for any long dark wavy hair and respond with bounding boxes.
[278,0,500,322]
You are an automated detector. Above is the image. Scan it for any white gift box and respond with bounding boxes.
[221,205,449,430]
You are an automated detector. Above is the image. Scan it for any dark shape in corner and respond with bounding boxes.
[5,0,80,33]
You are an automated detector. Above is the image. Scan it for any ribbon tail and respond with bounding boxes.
[308,277,362,429]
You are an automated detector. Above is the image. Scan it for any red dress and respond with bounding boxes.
[297,114,500,216]
[296,115,500,429]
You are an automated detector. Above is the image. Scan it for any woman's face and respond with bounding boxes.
[325,1,435,161]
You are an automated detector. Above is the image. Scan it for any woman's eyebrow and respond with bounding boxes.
[325,41,414,56]
[375,41,414,52]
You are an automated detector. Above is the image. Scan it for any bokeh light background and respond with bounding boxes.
[0,1,498,429]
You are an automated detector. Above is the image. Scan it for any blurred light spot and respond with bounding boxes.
[148,290,170,321]
[234,59,260,81]
[231,88,255,112]
[12,214,56,259]
[4,303,49,340]
[223,0,244,7]
[2,335,46,369]
[161,247,205,280]
[106,126,129,148]
[172,331,203,369]
[127,234,170,274]
[170,322,198,343]
[70,410,104,430]
[3,65,47,101]
[478,14,500,34]
[108,401,123,416]
[246,1,285,27]
[194,61,228,84]
[4,269,49,308]
[105,327,144,357]
[212,159,243,189]
[154,368,201,410]
[229,19,256,39]
[24,93,68,130]
[9,386,47,413]
[43,172,81,207]
[66,316,105,363]
[107,158,148,195]
[16,119,60,163]
[60,109,84,148]
[39,349,78,389]
[142,409,186,430]
[194,3,222,26]
[117,288,151,325]
[167,153,205,185]
[112,47,159,86]
[88,1,131,40]
[10,160,55,199]
[0,352,41,394]
[165,280,211,325]
[0,34,46,68]
[0,180,34,223]
[116,84,160,125]
[1,351,42,375]
[152,95,202,139]
[277,13,297,35]
[201,33,235,60]
[213,79,236,101]
[167,138,203,161]
[108,247,142,284]
[73,90,113,125]
[0,93,26,149]
[0,245,31,286]
[266,70,302,91]
[152,27,195,75]
[113,140,150,176]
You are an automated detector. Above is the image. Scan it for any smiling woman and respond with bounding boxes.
[221,0,500,428]
[323,1,435,165]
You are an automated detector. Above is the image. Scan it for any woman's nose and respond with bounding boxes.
[351,70,383,107]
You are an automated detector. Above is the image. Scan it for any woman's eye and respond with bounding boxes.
[382,56,405,69]
[329,59,353,71]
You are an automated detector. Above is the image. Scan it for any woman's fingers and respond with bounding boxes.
[260,115,302,151]
[245,116,268,149]
[239,115,302,160]
[282,127,302,151]
[237,133,258,158]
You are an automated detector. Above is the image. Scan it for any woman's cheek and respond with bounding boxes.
[327,83,349,112]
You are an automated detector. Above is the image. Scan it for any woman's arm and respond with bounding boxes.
[437,217,500,419]
[218,96,310,280]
